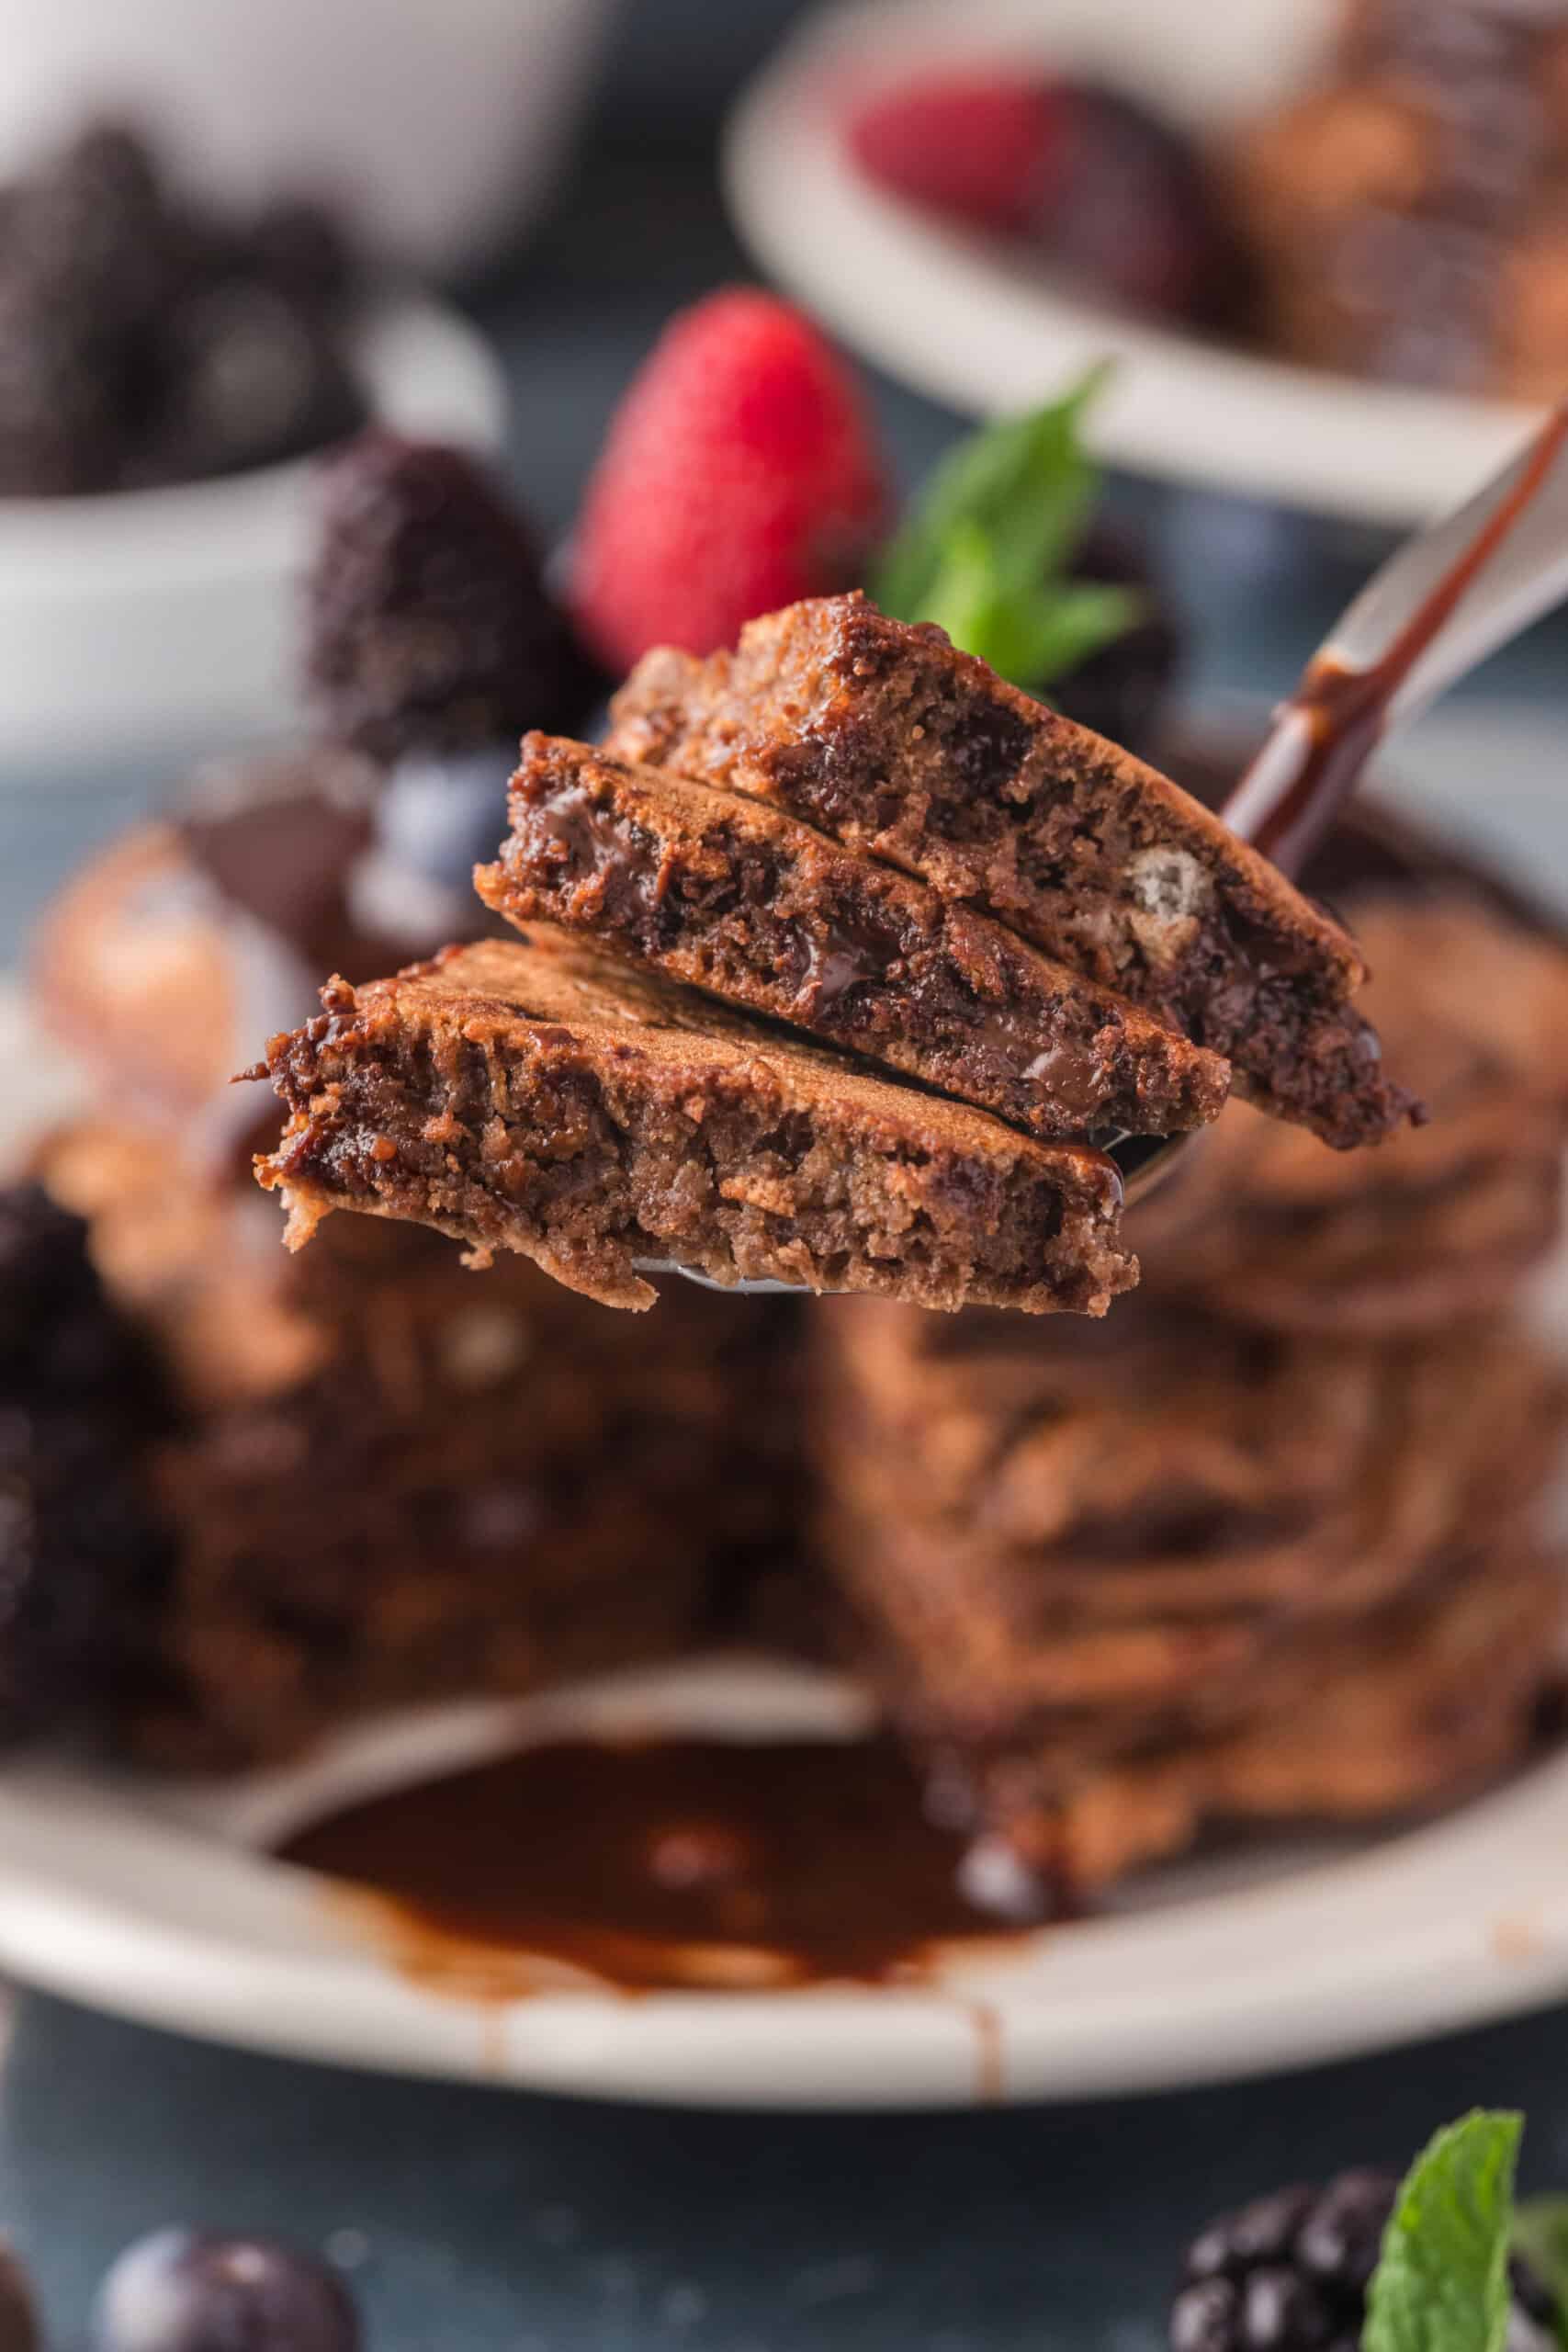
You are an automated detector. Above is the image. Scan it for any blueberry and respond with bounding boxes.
[375,747,515,891]
[92,2228,360,2352]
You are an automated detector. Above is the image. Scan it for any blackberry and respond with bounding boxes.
[1171,2171,1558,2352]
[0,1186,172,1744]
[0,118,367,493]
[0,262,128,494]
[2,120,177,345]
[151,280,364,484]
[0,1185,141,1391]
[1030,82,1244,328]
[250,197,357,316]
[0,1401,171,1741]
[306,430,601,763]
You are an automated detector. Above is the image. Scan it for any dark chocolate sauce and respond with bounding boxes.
[1229,405,1568,877]
[278,1736,1047,1992]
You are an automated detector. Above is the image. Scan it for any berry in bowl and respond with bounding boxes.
[0,120,504,770]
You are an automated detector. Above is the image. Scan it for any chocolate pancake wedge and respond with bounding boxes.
[476,734,1229,1143]
[605,593,1418,1148]
[255,934,1135,1316]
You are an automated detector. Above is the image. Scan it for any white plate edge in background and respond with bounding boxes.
[723,0,1545,528]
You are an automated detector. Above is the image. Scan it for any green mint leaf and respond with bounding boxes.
[874,373,1101,609]
[868,366,1141,696]
[1010,582,1145,685]
[912,517,1010,670]
[895,528,1139,698]
[1513,2198,1568,2346]
[1362,2112,1523,2352]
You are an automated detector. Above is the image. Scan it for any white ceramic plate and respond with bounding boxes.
[0,296,506,775]
[2,989,1565,2109]
[2,1664,1568,2110]
[724,0,1547,528]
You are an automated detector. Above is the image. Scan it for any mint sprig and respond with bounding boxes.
[1362,2111,1523,2352]
[1513,2199,1568,2346]
[867,367,1141,695]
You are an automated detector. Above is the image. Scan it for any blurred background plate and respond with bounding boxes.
[724,0,1547,528]
[0,297,506,778]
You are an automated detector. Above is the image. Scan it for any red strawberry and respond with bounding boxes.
[570,288,890,674]
[847,72,1055,234]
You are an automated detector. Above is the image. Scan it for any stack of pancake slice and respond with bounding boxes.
[255,593,1415,1317]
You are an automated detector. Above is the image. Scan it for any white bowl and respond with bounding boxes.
[725,0,1547,526]
[0,0,616,277]
[0,297,507,776]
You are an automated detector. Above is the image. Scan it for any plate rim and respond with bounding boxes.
[3,1661,1566,2110]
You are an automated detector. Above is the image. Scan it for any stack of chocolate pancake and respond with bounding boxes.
[808,825,1568,1890]
[256,594,1414,1315]
[28,828,799,1769]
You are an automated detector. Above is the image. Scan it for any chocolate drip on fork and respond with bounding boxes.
[1223,401,1568,879]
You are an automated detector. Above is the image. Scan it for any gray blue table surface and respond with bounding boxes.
[5,1995,1568,2351]
[4,78,1568,2352]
